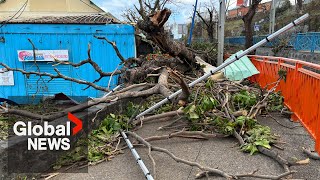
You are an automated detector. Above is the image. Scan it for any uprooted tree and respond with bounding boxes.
[0,1,317,179]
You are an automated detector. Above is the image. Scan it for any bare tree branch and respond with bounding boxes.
[94,36,127,63]
[0,62,110,92]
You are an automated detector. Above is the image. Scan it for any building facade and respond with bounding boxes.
[227,1,272,19]
[0,1,135,103]
[0,0,114,19]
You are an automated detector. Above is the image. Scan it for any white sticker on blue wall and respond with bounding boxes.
[0,68,14,86]
[17,50,69,62]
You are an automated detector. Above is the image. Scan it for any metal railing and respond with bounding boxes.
[225,32,320,52]
[295,32,320,52]
[248,55,320,153]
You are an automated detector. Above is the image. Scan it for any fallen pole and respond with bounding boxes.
[114,84,154,180]
[120,131,154,180]
[133,13,309,121]
[103,85,121,98]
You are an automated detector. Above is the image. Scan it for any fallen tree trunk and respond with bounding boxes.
[137,8,196,65]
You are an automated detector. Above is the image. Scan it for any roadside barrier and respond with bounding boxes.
[249,55,320,153]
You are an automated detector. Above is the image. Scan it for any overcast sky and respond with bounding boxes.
[92,0,296,24]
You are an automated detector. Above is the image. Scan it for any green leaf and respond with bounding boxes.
[184,105,200,119]
[53,165,62,170]
[96,134,109,141]
[249,145,258,155]
[72,153,83,161]
[225,125,234,133]
[205,79,214,89]
[189,112,200,119]
[110,113,116,118]
[254,139,271,149]
[241,143,258,155]
[189,105,196,112]
[112,122,121,131]
[101,126,108,134]
[75,146,82,152]
[209,97,216,105]
[235,116,246,126]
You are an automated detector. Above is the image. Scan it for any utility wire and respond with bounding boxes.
[15,0,28,19]
[0,0,28,28]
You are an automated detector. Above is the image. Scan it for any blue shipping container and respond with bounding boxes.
[0,23,136,103]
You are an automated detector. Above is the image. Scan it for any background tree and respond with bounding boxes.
[296,0,303,14]
[195,1,218,43]
[276,0,292,16]
[123,0,172,22]
[242,0,262,50]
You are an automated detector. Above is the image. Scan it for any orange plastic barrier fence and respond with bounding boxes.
[248,55,320,153]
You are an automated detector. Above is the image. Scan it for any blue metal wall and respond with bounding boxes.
[0,24,135,101]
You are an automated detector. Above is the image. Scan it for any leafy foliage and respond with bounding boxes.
[213,117,235,135]
[184,94,218,120]
[54,113,128,168]
[235,116,257,130]
[54,100,149,169]
[54,140,87,169]
[0,116,9,140]
[233,90,257,110]
[205,79,215,89]
[54,95,179,169]
[191,42,218,66]
[241,125,277,155]
[276,0,292,16]
[267,92,284,111]
[278,69,287,82]
[183,79,280,156]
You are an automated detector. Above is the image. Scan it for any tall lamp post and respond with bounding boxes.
[217,0,226,65]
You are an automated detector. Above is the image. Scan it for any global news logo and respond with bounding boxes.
[12,112,82,151]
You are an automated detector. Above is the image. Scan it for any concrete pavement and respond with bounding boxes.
[52,113,320,180]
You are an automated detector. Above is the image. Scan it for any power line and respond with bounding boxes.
[15,0,28,19]
[0,0,28,28]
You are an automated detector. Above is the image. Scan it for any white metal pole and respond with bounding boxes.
[218,0,226,65]
[121,131,154,180]
[132,13,309,121]
[269,0,277,34]
[102,85,121,98]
